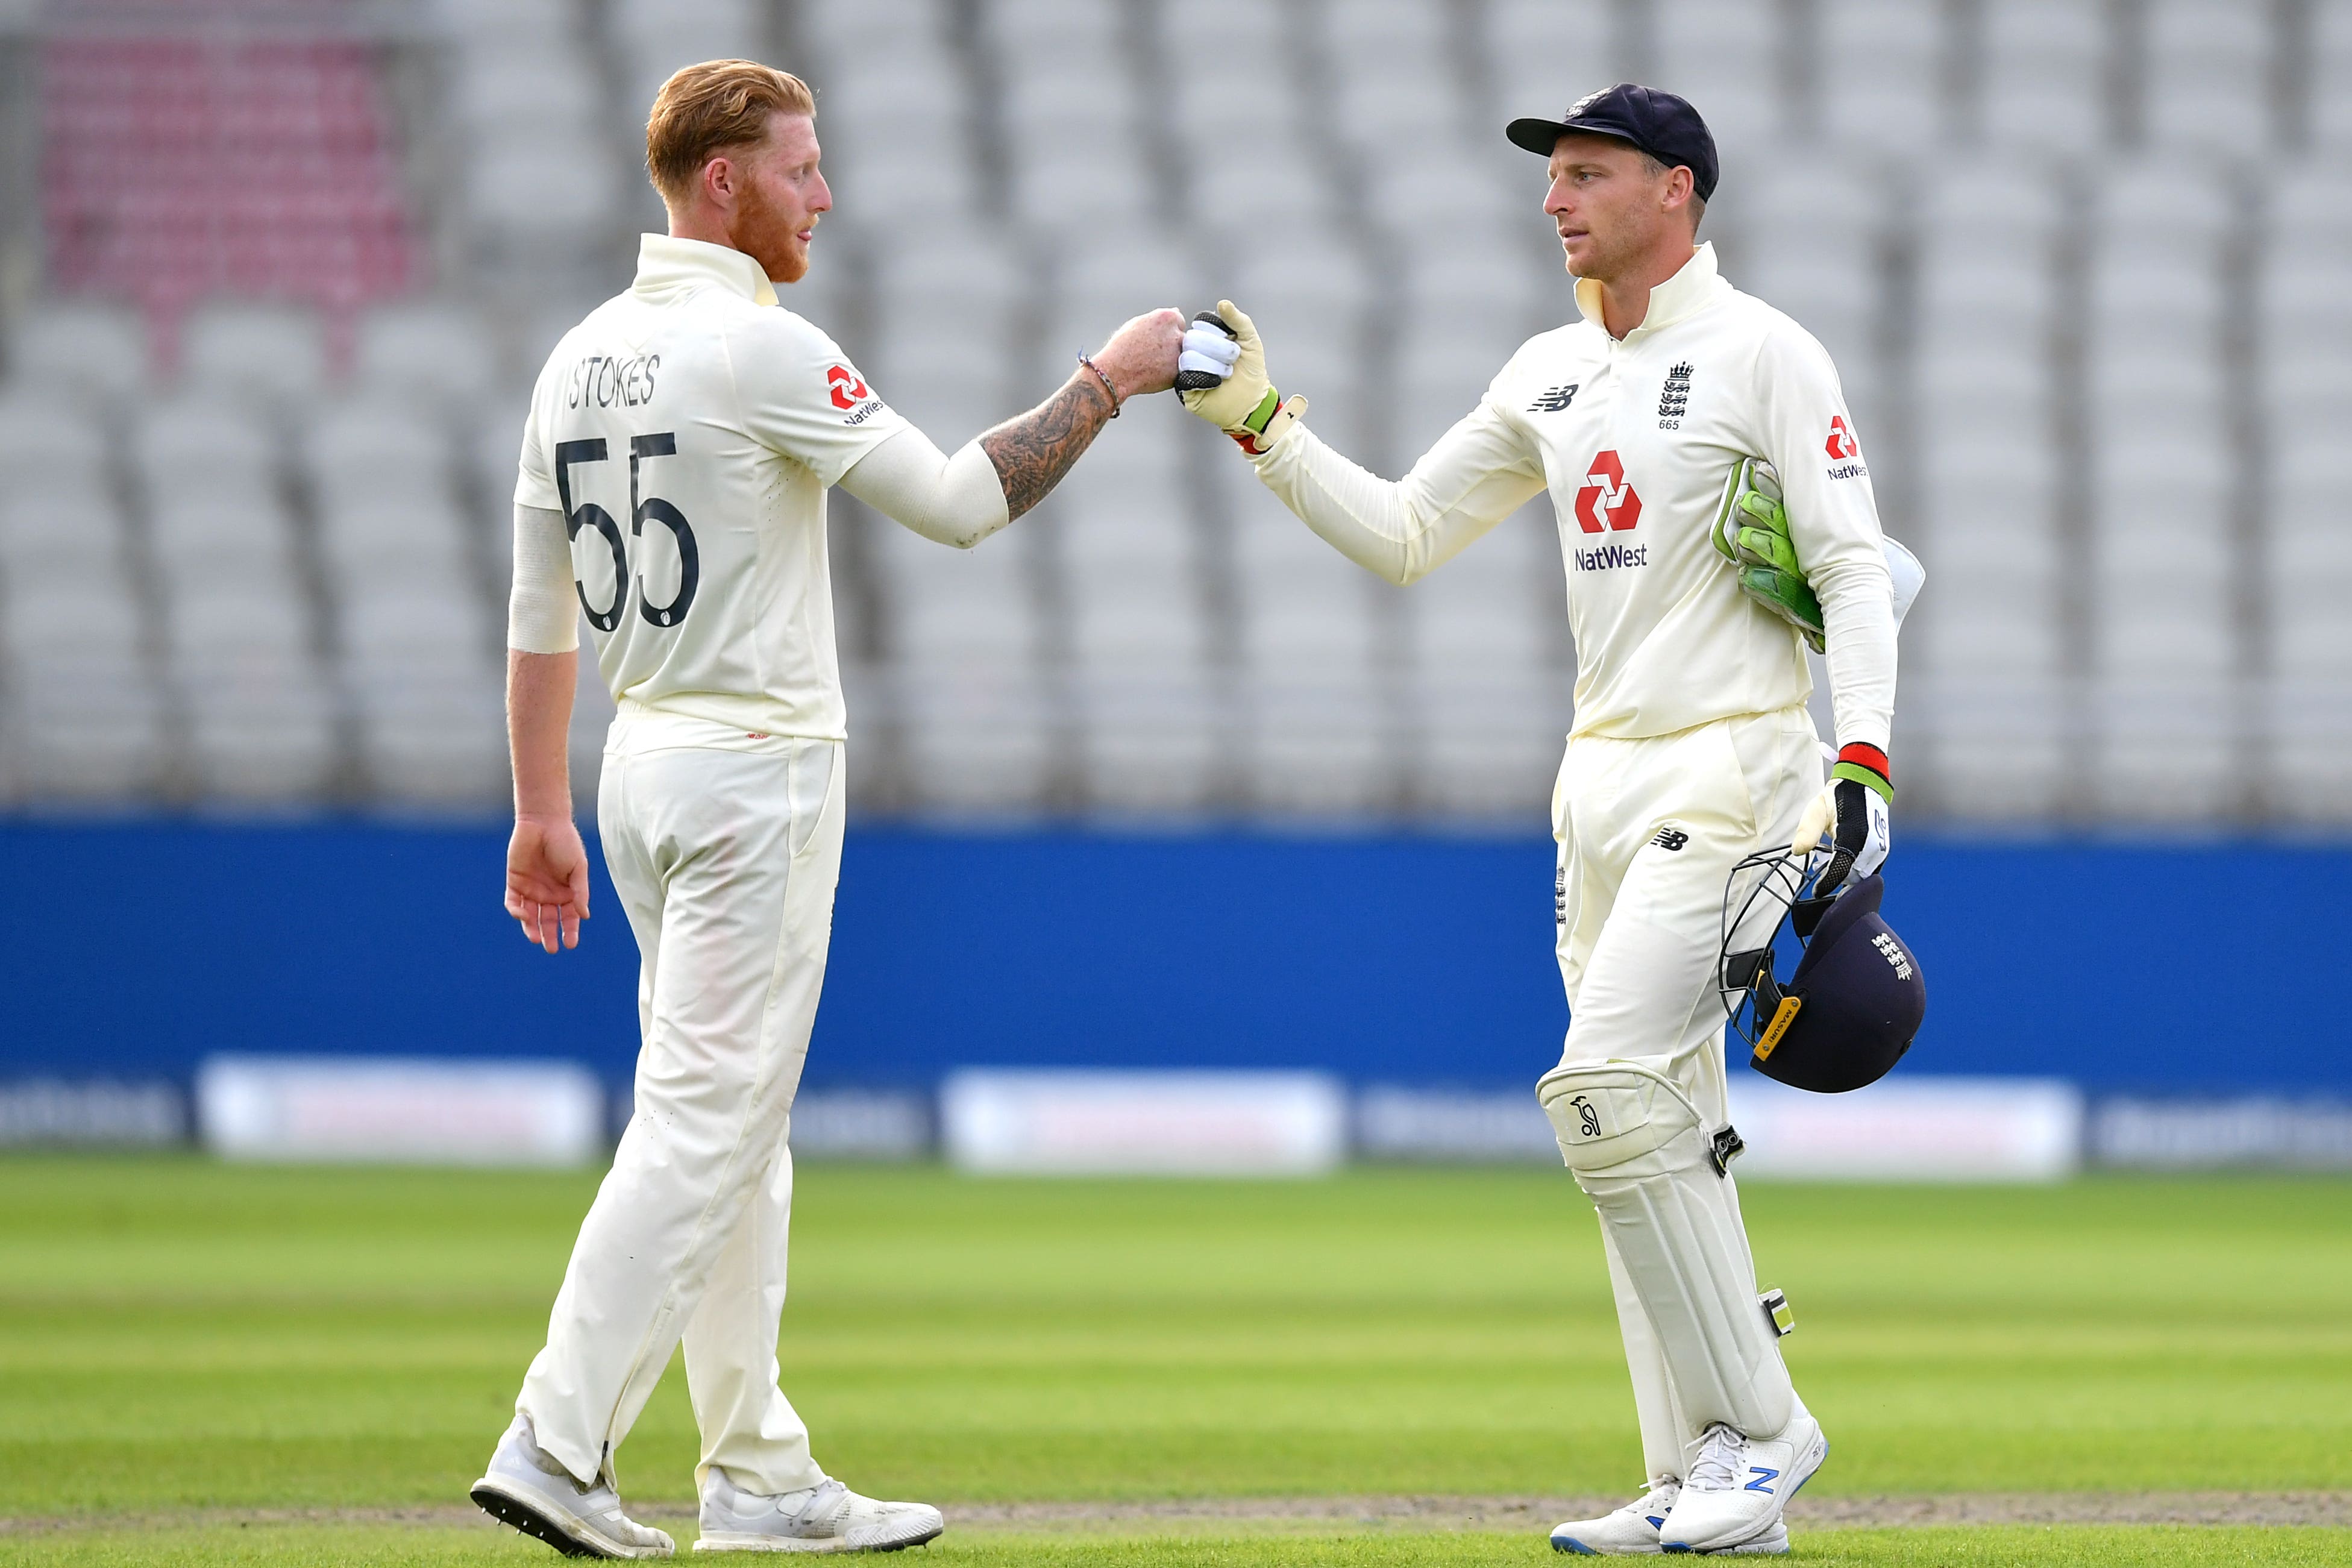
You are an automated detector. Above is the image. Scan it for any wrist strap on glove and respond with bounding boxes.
[1832,742,1893,803]
[1231,390,1306,456]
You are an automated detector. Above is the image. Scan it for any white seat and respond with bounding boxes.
[321,494,475,583]
[353,301,500,408]
[343,580,493,663]
[179,303,327,406]
[612,0,764,98]
[891,659,1055,809]
[0,392,110,495]
[1486,0,1623,104]
[2143,0,2274,151]
[6,667,167,800]
[800,0,953,58]
[1411,670,1569,818]
[167,575,313,665]
[148,497,295,580]
[1067,581,1208,666]
[1068,661,1222,812]
[1237,670,1392,814]
[5,300,148,403]
[2310,0,2352,145]
[182,667,340,802]
[1008,140,1154,232]
[1980,0,2106,147]
[1652,0,1787,147]
[356,672,507,807]
[876,545,1040,664]
[430,0,579,43]
[2,578,145,663]
[1819,0,1942,151]
[136,397,277,503]
[466,134,622,233]
[450,42,600,134]
[305,394,454,510]
[0,483,124,575]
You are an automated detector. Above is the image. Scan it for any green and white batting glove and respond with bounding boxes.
[1175,299,1306,456]
[1712,456,1825,653]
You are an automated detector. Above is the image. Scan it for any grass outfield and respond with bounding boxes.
[2,1157,2348,1564]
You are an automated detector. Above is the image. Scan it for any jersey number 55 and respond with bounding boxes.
[555,434,701,632]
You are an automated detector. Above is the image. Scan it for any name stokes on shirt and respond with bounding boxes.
[567,353,661,410]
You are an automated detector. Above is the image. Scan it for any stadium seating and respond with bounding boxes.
[0,0,2341,826]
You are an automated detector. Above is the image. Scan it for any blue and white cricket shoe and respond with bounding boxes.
[1550,1476,1678,1554]
[1657,1411,1827,1555]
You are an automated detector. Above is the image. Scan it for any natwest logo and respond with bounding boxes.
[1824,415,1859,461]
[1573,449,1642,534]
[827,363,872,411]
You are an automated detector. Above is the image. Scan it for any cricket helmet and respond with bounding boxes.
[1719,850,1925,1094]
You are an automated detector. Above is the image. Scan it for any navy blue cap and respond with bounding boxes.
[1507,83,1720,202]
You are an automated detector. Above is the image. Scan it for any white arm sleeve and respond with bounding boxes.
[508,502,578,654]
[1246,398,1548,586]
[1751,330,1898,754]
[838,426,1012,550]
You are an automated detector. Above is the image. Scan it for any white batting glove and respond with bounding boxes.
[1177,319,1240,384]
[1174,299,1306,456]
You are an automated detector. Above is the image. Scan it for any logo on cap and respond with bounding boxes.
[1574,449,1642,533]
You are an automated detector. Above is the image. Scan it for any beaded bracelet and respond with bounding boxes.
[1075,352,1121,416]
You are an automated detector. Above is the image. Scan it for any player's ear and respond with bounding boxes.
[701,154,735,206]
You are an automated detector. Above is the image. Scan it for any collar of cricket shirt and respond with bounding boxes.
[1575,240,1720,343]
[633,234,781,307]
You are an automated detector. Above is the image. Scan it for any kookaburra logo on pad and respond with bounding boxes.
[1570,1095,1602,1138]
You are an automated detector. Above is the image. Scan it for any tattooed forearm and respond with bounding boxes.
[979,372,1117,521]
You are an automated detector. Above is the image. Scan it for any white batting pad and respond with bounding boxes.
[1540,1062,1795,1441]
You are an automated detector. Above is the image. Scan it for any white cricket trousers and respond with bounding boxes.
[518,727,845,1497]
[1549,704,1819,1484]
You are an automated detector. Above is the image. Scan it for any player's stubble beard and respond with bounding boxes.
[733,177,811,286]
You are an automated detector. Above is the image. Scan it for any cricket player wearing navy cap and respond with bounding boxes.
[1178,85,1910,1555]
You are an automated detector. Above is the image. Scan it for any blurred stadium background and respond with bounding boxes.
[0,0,2348,1171]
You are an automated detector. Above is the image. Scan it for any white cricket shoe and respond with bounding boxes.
[694,1469,944,1554]
[471,1414,676,1558]
[1549,1475,1678,1554]
[1658,1411,1826,1555]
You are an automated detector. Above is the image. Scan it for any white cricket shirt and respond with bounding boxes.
[514,235,910,745]
[1252,243,1897,752]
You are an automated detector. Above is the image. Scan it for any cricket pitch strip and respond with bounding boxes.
[5,1492,2349,1538]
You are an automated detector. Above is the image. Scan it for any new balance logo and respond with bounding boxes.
[1527,383,1579,413]
[1652,827,1689,851]
[1745,1466,1780,1494]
